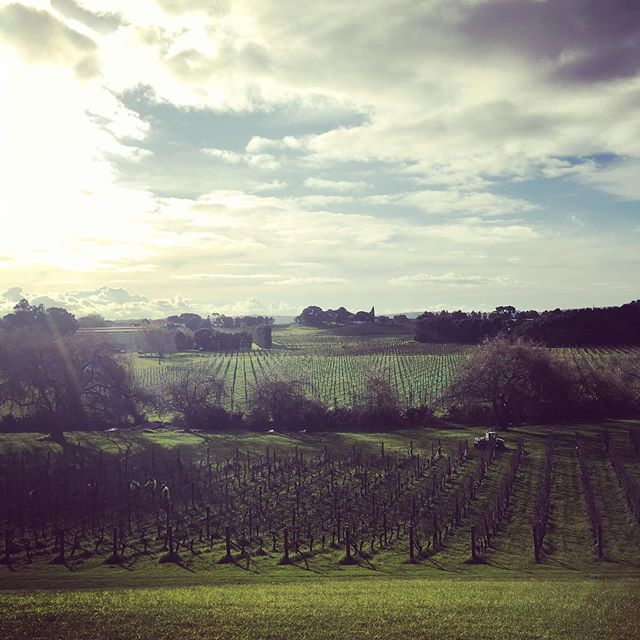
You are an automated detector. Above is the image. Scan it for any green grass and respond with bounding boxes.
[1,577,638,640]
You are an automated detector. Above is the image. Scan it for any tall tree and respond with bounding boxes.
[445,338,572,429]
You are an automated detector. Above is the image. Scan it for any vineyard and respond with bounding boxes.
[131,329,468,411]
[1,422,640,578]
[3,328,640,639]
[130,327,640,415]
[2,422,640,640]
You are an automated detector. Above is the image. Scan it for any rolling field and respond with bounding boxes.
[1,421,640,638]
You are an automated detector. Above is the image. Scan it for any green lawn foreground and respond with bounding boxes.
[1,577,638,640]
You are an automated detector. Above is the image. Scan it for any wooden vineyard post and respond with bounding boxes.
[2,530,10,566]
[533,525,541,563]
[161,525,180,563]
[596,524,603,561]
[55,529,65,564]
[471,525,477,562]
[340,526,357,565]
[218,526,233,564]
[279,527,292,565]
[107,527,121,564]
[433,514,438,549]
[113,527,119,560]
[409,525,416,563]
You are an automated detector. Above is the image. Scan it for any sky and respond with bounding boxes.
[0,0,639,320]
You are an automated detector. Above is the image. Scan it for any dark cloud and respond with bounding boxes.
[51,0,126,34]
[461,0,640,84]
[0,3,99,78]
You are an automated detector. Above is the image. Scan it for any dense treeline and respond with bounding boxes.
[193,328,253,352]
[2,298,79,336]
[169,314,273,352]
[167,312,274,331]
[415,301,640,346]
[296,305,375,326]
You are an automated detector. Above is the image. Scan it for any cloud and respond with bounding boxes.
[51,0,125,34]
[368,190,538,216]
[577,158,640,200]
[210,297,299,316]
[202,147,280,170]
[0,286,167,319]
[461,0,640,85]
[304,177,370,192]
[254,180,287,192]
[264,276,352,286]
[0,3,100,78]
[2,286,25,303]
[246,136,306,153]
[413,223,540,244]
[171,272,280,281]
[389,272,519,287]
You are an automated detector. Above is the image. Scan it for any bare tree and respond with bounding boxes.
[360,372,399,413]
[444,337,572,429]
[249,376,324,430]
[0,328,143,432]
[161,365,226,428]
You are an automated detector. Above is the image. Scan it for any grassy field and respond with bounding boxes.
[2,577,638,640]
[1,421,640,638]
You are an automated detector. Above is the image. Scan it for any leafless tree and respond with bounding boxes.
[444,337,572,429]
[249,376,323,430]
[161,365,226,428]
[0,328,144,432]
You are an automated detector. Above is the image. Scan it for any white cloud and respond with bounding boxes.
[253,180,287,192]
[246,135,305,153]
[0,285,196,319]
[171,272,280,281]
[355,188,539,219]
[202,147,280,170]
[304,177,370,192]
[264,276,352,286]
[210,297,299,316]
[577,158,640,201]
[389,272,519,287]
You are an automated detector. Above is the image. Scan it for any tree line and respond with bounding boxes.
[296,305,376,326]
[415,301,640,346]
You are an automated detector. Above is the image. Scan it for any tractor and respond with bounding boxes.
[473,430,506,450]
